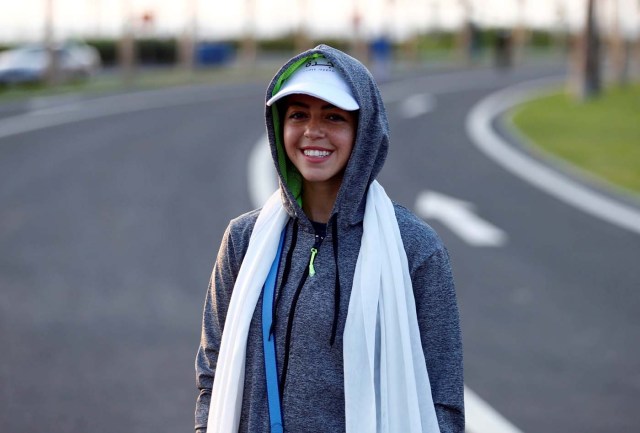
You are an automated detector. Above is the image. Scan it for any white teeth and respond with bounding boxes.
[304,149,331,157]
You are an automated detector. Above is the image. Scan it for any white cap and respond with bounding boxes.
[267,57,359,111]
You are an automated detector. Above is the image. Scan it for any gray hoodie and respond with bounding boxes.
[195,45,464,432]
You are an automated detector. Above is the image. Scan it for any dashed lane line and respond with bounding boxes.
[0,85,258,140]
[398,93,437,118]
[464,388,525,433]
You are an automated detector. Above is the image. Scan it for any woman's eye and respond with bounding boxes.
[288,111,306,120]
[327,113,346,122]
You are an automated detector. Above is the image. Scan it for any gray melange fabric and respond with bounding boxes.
[195,44,464,432]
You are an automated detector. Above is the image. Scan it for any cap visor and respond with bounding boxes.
[267,82,359,111]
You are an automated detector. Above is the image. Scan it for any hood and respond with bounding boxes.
[264,44,389,227]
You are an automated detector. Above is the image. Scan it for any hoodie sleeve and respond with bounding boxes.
[412,246,465,433]
[194,212,257,432]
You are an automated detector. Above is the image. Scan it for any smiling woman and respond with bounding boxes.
[194,44,464,433]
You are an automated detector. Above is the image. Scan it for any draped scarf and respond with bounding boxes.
[207,181,440,433]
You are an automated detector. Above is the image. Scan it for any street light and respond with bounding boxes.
[119,0,136,86]
[295,0,311,53]
[608,0,628,84]
[44,0,58,86]
[177,0,198,74]
[241,0,257,67]
[513,0,528,62]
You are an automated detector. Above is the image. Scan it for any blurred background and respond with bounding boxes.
[0,1,639,432]
[0,0,637,92]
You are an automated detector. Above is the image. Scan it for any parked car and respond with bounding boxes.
[63,40,101,74]
[0,41,101,85]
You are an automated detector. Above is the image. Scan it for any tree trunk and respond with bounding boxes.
[573,0,601,100]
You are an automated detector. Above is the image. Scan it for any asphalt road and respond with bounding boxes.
[1,62,639,433]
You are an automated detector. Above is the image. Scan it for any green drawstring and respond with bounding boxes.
[309,248,318,277]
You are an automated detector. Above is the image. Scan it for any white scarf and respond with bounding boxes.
[207,181,440,433]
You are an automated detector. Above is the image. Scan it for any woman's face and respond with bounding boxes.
[283,94,358,193]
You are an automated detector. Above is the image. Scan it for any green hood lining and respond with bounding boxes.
[270,52,324,207]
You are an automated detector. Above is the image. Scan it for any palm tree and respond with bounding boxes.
[574,0,601,100]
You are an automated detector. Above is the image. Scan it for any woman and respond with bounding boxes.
[195,44,464,433]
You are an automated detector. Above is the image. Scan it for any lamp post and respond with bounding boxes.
[295,0,311,53]
[44,0,58,86]
[553,0,569,53]
[457,0,472,65]
[430,0,441,34]
[179,0,198,74]
[513,0,528,63]
[609,0,628,85]
[91,0,102,37]
[119,0,136,87]
[241,0,257,68]
[351,0,367,61]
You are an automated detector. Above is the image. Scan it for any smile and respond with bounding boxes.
[303,149,332,157]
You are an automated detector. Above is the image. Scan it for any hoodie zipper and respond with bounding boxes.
[308,233,323,277]
[280,228,325,394]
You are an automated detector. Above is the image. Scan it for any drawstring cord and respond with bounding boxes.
[270,218,298,338]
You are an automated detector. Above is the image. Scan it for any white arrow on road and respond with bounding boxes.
[399,93,436,119]
[415,191,508,247]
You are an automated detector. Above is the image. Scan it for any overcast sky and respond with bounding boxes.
[1,0,638,43]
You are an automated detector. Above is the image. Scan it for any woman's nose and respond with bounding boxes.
[304,117,324,139]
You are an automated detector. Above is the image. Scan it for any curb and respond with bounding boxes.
[465,76,640,236]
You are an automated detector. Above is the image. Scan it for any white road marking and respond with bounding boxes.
[381,68,513,103]
[0,85,255,140]
[398,93,436,118]
[27,103,83,116]
[464,387,525,433]
[466,76,640,236]
[0,92,208,139]
[248,134,278,208]
[415,191,507,247]
[28,95,82,111]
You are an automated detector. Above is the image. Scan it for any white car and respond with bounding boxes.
[0,41,101,85]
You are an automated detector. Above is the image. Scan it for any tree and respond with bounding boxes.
[573,0,601,100]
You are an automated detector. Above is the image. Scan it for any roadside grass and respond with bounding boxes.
[510,83,640,195]
[0,64,278,103]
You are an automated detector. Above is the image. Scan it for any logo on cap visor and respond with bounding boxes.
[304,59,335,70]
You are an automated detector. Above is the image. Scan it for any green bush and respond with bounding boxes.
[529,30,554,48]
[85,38,178,65]
[136,38,177,64]
[85,39,117,65]
[416,32,456,51]
[258,36,296,52]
